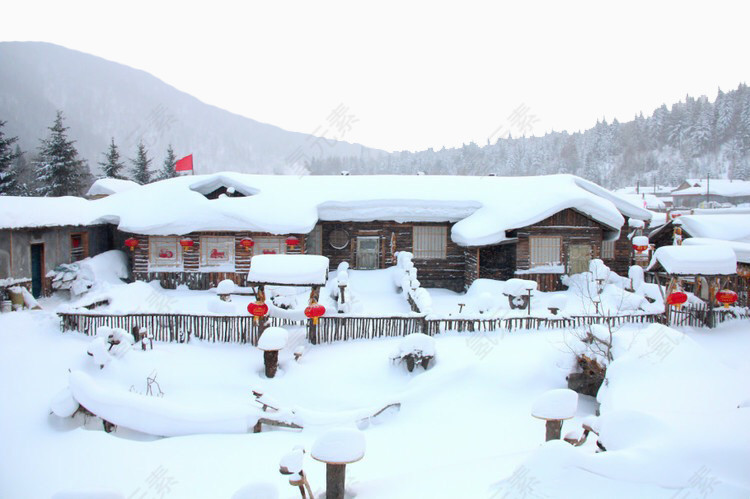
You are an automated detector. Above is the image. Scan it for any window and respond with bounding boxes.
[254,237,287,255]
[306,226,323,255]
[602,239,615,259]
[413,226,447,259]
[149,237,182,269]
[530,236,561,267]
[200,236,235,269]
[329,229,350,250]
[70,233,88,262]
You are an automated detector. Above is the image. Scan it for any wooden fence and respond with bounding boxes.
[668,304,750,328]
[58,313,304,345]
[60,311,668,345]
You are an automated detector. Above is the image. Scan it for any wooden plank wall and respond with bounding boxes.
[320,221,465,291]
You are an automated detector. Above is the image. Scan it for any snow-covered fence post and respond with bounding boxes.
[279,447,314,499]
[312,429,365,499]
[531,389,578,442]
[258,327,288,378]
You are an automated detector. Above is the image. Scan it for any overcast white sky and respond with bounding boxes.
[3,0,748,152]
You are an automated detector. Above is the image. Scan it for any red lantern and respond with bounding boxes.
[286,236,300,247]
[179,238,194,251]
[240,238,255,250]
[304,303,326,325]
[247,301,269,323]
[715,289,737,308]
[666,291,688,308]
[632,244,649,252]
[124,238,139,251]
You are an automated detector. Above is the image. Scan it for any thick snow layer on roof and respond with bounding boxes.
[682,238,750,264]
[247,255,329,285]
[617,193,665,210]
[86,178,140,197]
[0,196,100,229]
[677,214,750,242]
[672,179,750,198]
[0,173,651,245]
[647,245,737,275]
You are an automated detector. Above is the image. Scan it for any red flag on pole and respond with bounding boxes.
[175,154,193,172]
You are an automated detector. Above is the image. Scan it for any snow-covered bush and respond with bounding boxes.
[393,333,436,372]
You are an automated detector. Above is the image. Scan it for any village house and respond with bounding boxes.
[671,178,750,208]
[0,173,651,296]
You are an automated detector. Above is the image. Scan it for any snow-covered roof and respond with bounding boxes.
[0,173,652,245]
[86,178,140,197]
[247,255,329,285]
[616,193,666,211]
[676,214,750,243]
[672,179,750,198]
[682,238,750,264]
[647,245,737,275]
[0,196,100,229]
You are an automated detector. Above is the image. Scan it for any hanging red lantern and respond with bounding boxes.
[304,303,326,325]
[286,236,300,247]
[240,238,255,250]
[666,291,688,308]
[179,238,194,251]
[124,238,139,251]
[715,289,738,308]
[632,244,649,252]
[247,301,269,323]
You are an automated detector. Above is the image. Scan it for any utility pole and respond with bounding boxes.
[706,173,710,206]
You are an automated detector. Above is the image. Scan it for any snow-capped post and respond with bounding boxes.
[216,278,236,302]
[279,446,314,499]
[531,389,578,442]
[258,327,288,378]
[312,428,365,499]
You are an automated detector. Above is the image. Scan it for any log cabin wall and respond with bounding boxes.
[129,231,305,290]
[319,221,465,292]
[514,209,607,291]
[477,243,516,282]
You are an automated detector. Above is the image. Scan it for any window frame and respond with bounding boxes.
[601,239,615,260]
[199,236,236,270]
[413,225,448,260]
[148,236,183,270]
[529,235,562,267]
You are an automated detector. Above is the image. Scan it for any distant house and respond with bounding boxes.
[0,173,651,293]
[671,179,750,208]
[0,197,113,297]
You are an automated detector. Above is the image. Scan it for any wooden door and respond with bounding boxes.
[568,243,591,275]
[30,243,44,298]
[356,236,380,270]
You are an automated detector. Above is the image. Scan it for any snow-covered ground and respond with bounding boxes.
[1,305,749,498]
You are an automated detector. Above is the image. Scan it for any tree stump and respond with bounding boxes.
[326,463,346,499]
[264,350,279,378]
[545,419,563,441]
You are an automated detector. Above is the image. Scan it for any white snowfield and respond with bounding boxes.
[0,173,651,246]
[647,245,737,275]
[248,254,329,285]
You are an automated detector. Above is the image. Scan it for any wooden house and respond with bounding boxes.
[0,173,652,294]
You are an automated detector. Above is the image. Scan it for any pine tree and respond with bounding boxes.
[35,111,89,196]
[98,138,127,179]
[11,145,35,195]
[0,120,20,195]
[130,141,152,184]
[157,144,178,181]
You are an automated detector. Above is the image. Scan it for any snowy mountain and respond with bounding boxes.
[0,42,385,175]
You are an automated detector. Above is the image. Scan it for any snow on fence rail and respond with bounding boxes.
[60,311,669,345]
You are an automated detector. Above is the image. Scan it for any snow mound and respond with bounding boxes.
[215,279,236,295]
[258,327,289,351]
[398,333,436,357]
[312,428,366,463]
[50,250,129,296]
[50,388,79,418]
[532,389,578,420]
[504,278,538,296]
[68,371,257,437]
